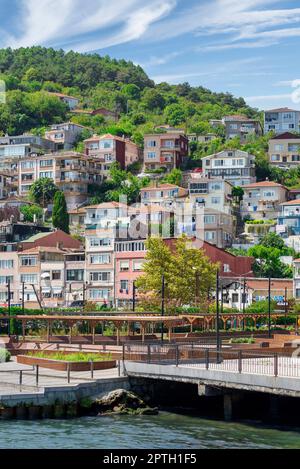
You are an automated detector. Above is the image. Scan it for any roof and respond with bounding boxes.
[84,133,126,143]
[19,246,66,255]
[49,92,79,101]
[23,232,52,243]
[246,278,293,290]
[85,202,129,210]
[271,132,300,140]
[265,107,299,113]
[141,184,182,192]
[223,114,256,122]
[280,199,300,206]
[68,207,87,215]
[243,181,287,189]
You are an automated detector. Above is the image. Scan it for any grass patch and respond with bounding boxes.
[27,352,112,362]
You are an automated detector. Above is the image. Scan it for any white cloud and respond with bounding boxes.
[2,0,177,51]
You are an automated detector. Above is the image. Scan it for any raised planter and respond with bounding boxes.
[17,355,116,372]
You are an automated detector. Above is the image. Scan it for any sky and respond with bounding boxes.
[1,0,300,110]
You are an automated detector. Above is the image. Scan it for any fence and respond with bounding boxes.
[123,343,300,379]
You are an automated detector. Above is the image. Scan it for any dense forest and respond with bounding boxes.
[0,46,260,141]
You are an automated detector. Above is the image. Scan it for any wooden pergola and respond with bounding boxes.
[9,315,186,345]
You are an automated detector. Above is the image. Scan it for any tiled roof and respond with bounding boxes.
[271,132,300,140]
[141,184,181,192]
[85,202,129,210]
[243,181,286,189]
[280,198,300,206]
[265,107,299,113]
[49,92,78,100]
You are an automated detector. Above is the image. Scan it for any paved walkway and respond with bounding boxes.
[0,360,120,396]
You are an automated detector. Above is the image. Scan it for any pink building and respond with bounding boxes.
[115,239,147,308]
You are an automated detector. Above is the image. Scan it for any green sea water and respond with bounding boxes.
[1,413,300,449]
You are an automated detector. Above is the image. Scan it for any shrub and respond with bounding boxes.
[0,349,11,363]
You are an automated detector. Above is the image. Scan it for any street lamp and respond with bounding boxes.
[161,274,165,343]
[132,281,136,313]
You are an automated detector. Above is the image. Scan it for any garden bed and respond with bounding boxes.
[17,352,116,372]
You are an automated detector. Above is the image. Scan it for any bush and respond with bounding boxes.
[0,349,11,363]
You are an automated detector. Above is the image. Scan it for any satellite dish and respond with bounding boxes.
[41,272,50,280]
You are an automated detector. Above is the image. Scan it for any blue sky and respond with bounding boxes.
[1,0,300,110]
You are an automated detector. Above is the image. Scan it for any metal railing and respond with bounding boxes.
[123,344,300,379]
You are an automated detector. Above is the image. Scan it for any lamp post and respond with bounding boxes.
[284,287,288,328]
[132,281,136,313]
[161,274,165,343]
[242,278,246,331]
[268,276,272,339]
[7,279,11,337]
[216,270,221,354]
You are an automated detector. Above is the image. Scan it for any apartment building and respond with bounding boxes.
[84,134,139,175]
[277,199,300,237]
[0,249,18,307]
[48,92,79,110]
[187,134,217,144]
[140,183,188,209]
[18,151,103,209]
[264,108,300,134]
[143,131,189,172]
[0,174,9,199]
[45,123,87,150]
[269,132,300,167]
[223,115,262,142]
[0,134,56,161]
[241,181,288,220]
[115,239,147,309]
[188,176,233,215]
[294,259,300,300]
[202,149,256,186]
[176,206,235,249]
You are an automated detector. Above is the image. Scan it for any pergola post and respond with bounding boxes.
[168,326,172,343]
[22,320,26,341]
[92,323,96,345]
[47,321,50,343]
[69,322,73,345]
[141,323,145,343]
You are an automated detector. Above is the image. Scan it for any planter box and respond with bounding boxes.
[17,355,116,372]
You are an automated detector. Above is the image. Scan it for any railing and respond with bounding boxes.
[123,344,300,379]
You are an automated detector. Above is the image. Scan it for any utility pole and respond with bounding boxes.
[161,274,165,343]
[216,270,221,355]
[284,287,288,328]
[7,279,11,337]
[132,281,136,313]
[268,277,272,339]
[22,282,25,315]
[242,278,246,331]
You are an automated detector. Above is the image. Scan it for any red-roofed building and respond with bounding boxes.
[84,134,139,174]
[269,132,300,167]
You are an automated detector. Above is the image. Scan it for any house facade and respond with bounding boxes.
[277,199,300,237]
[140,183,188,209]
[264,108,300,134]
[202,149,256,186]
[143,131,189,172]
[45,123,87,150]
[241,181,288,220]
[188,176,233,215]
[269,132,300,167]
[223,115,262,142]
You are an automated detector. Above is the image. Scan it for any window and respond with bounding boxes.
[214,160,224,167]
[89,238,111,247]
[223,264,231,273]
[0,260,13,269]
[133,260,144,271]
[232,293,239,303]
[120,280,129,291]
[204,215,216,224]
[211,197,221,204]
[210,183,221,191]
[90,254,111,265]
[20,257,37,267]
[40,171,53,179]
[40,160,53,167]
[292,155,300,162]
[275,144,284,151]
[21,161,34,169]
[90,272,111,282]
[147,141,156,148]
[20,274,37,284]
[100,139,113,149]
[0,276,13,285]
[67,270,84,281]
[263,191,275,197]
[89,289,110,300]
[120,261,130,272]
[147,152,156,159]
[204,231,215,241]
[271,154,280,162]
[52,270,61,281]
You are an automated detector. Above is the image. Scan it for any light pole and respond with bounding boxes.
[22,282,25,315]
[284,287,288,328]
[216,270,221,354]
[242,278,246,331]
[132,281,136,312]
[7,279,11,337]
[268,276,272,339]
[161,274,165,343]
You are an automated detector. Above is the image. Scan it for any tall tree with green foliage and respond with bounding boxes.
[29,178,58,207]
[52,191,70,234]
[136,236,218,310]
[163,169,183,186]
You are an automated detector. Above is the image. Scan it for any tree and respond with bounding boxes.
[163,169,183,186]
[136,236,218,310]
[232,186,244,204]
[52,191,69,234]
[164,104,186,126]
[20,204,43,223]
[248,245,293,279]
[29,178,58,207]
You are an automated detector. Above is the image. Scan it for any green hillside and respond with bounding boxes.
[0,46,260,142]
